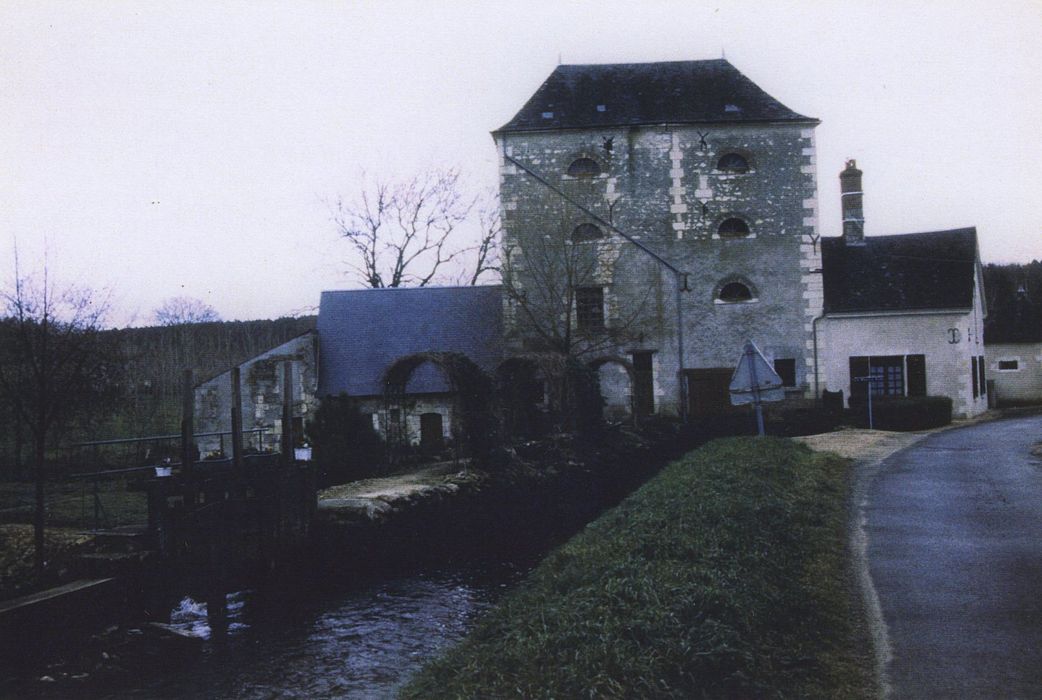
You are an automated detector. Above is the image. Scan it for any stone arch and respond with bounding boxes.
[382,352,494,460]
[714,213,753,239]
[714,150,755,174]
[589,356,636,423]
[564,152,605,179]
[713,274,760,304]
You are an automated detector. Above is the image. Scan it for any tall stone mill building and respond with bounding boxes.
[197,58,987,450]
[493,60,823,418]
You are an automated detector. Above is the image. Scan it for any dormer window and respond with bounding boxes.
[716,153,749,173]
[718,217,751,238]
[571,223,604,242]
[567,157,602,178]
[718,282,754,303]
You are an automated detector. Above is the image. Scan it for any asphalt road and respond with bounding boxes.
[867,413,1042,698]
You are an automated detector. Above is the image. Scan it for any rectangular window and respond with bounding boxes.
[978,355,986,395]
[850,355,915,399]
[773,358,797,387]
[575,287,605,332]
[869,356,904,397]
[998,360,1019,371]
[972,356,979,398]
[906,354,926,396]
[631,351,655,416]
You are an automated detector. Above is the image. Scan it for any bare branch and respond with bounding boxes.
[331,168,480,288]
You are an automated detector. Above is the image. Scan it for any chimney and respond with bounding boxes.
[840,159,864,245]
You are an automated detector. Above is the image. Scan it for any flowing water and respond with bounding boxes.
[10,558,534,699]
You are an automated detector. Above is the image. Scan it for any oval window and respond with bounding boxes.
[718,217,751,238]
[567,157,602,178]
[717,153,749,173]
[571,223,604,242]
[719,282,753,302]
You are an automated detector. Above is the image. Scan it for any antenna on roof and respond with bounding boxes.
[558,51,562,65]
[722,47,726,60]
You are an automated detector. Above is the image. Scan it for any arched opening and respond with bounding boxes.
[718,217,751,238]
[718,281,754,303]
[716,153,750,173]
[382,352,493,463]
[571,222,604,242]
[589,356,635,423]
[567,157,602,178]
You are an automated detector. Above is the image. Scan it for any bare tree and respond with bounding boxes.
[465,190,502,286]
[333,168,490,288]
[0,258,119,570]
[502,227,650,359]
[153,296,220,326]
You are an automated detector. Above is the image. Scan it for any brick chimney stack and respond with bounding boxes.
[840,159,864,245]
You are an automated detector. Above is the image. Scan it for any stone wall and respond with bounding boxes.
[496,122,820,416]
[194,332,318,455]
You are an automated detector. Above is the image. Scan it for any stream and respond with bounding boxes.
[8,557,535,699]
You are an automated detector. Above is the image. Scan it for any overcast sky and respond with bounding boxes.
[2,0,1040,327]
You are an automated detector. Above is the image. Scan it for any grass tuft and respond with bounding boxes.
[400,437,873,699]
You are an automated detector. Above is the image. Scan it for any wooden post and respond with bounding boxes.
[181,368,195,506]
[230,366,244,481]
[281,361,294,467]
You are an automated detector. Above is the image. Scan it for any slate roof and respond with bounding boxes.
[496,59,816,133]
[317,286,503,397]
[822,228,979,314]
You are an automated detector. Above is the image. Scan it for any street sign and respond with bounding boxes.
[729,340,785,436]
[729,341,785,405]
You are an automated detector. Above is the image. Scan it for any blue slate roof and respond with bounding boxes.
[496,60,816,133]
[822,228,979,314]
[317,286,504,397]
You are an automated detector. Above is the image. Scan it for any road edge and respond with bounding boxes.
[847,412,1007,698]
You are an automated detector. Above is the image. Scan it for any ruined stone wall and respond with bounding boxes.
[194,332,318,455]
[496,122,821,416]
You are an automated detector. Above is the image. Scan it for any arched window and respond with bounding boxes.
[718,282,754,303]
[716,153,750,173]
[571,223,604,242]
[567,157,602,178]
[718,217,751,238]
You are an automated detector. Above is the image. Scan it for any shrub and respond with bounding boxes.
[849,395,952,431]
[307,394,385,486]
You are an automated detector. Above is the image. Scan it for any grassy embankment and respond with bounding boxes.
[402,437,874,698]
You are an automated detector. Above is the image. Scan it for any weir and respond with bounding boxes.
[0,361,316,658]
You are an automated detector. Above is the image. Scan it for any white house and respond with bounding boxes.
[817,162,988,418]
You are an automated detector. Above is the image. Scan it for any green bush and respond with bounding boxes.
[307,394,385,486]
[401,438,873,699]
[849,395,952,431]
